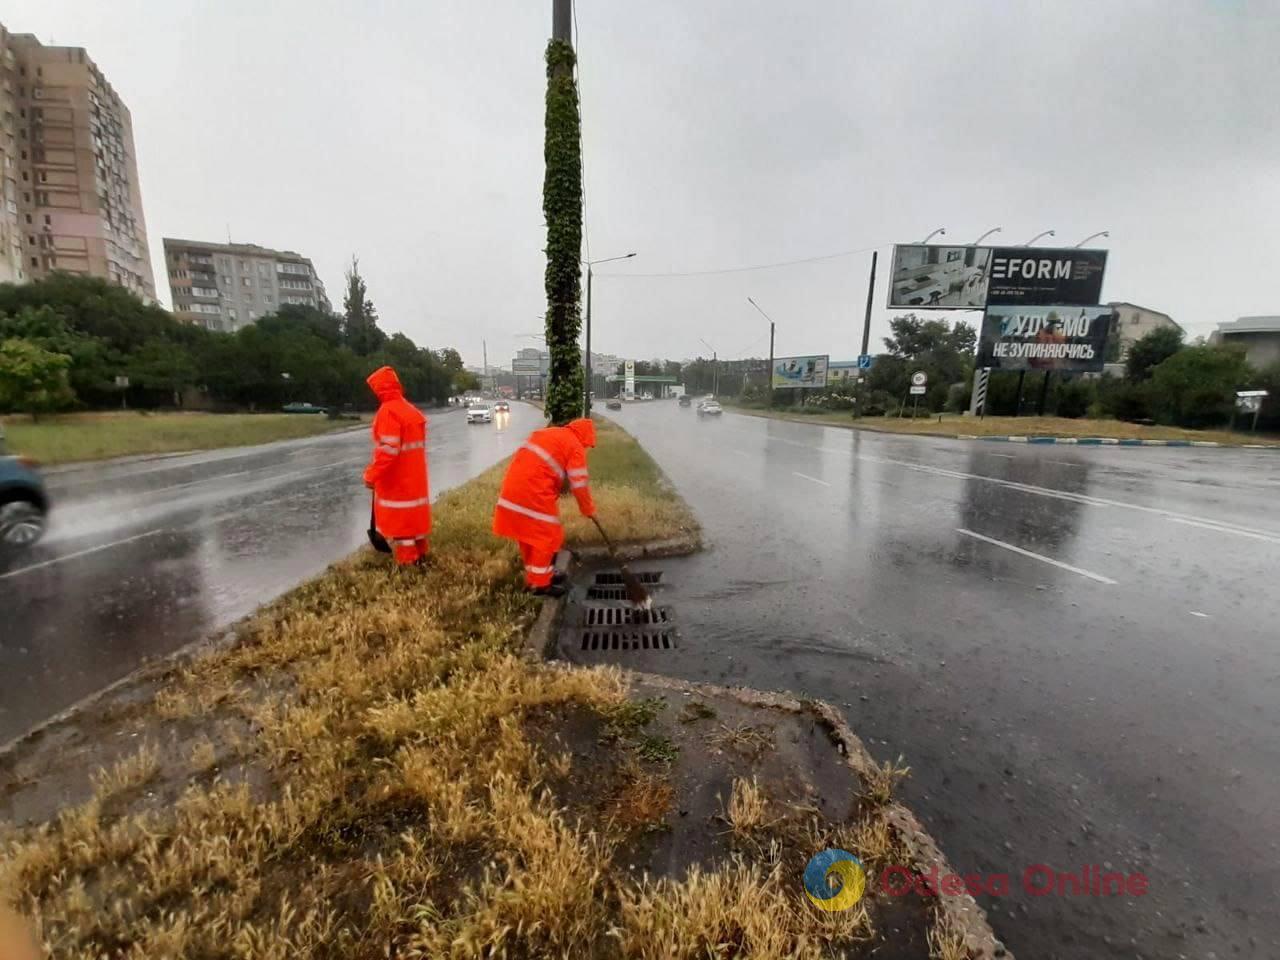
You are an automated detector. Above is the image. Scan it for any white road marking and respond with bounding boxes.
[1049,460,1083,467]
[956,528,1118,585]
[1189,611,1210,618]
[1167,516,1280,545]
[793,471,830,487]
[0,529,167,581]
[988,453,1015,459]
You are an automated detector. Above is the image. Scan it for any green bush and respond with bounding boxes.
[1147,344,1251,427]
[1053,378,1093,419]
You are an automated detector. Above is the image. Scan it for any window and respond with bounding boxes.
[44,215,50,225]
[31,257,38,267]
[242,277,252,287]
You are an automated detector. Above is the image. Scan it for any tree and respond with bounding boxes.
[342,257,385,356]
[128,340,199,406]
[1125,325,1184,381]
[1147,344,1251,427]
[0,338,75,419]
[542,37,584,424]
[880,314,976,411]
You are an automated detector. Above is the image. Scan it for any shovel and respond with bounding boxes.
[367,497,391,553]
[590,517,652,610]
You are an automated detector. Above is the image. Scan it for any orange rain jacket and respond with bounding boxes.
[493,418,597,551]
[363,366,431,542]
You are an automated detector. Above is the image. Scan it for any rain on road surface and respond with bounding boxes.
[0,403,544,747]
[603,402,1280,960]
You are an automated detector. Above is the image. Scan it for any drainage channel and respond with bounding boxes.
[559,568,679,661]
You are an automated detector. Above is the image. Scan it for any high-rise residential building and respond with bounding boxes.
[0,24,155,298]
[163,238,330,333]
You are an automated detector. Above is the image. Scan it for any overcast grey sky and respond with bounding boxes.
[12,0,1279,369]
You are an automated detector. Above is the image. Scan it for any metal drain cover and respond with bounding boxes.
[563,569,678,658]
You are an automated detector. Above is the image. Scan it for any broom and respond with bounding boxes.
[590,517,652,610]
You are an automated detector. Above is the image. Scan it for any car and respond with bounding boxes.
[0,444,48,550]
[466,402,493,424]
[282,401,328,415]
[697,399,723,416]
[678,394,692,407]
[493,400,510,413]
[605,399,622,410]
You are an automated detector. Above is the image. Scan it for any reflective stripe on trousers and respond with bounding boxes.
[495,497,561,525]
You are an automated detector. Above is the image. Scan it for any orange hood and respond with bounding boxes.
[367,366,403,401]
[567,417,596,449]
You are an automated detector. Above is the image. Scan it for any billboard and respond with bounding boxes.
[772,355,829,389]
[986,247,1107,306]
[888,245,992,308]
[888,244,1107,309]
[977,305,1113,372]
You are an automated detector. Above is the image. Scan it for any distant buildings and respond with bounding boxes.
[1106,302,1181,360]
[0,24,155,298]
[1211,316,1280,369]
[163,238,330,333]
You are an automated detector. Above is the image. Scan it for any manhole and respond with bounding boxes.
[581,629,678,652]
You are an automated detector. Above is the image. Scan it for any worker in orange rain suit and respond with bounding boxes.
[492,417,596,596]
[363,366,431,566]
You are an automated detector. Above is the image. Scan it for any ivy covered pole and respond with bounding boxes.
[543,0,583,424]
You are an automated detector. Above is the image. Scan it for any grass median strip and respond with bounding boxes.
[1,411,364,465]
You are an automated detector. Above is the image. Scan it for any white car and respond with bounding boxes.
[697,399,723,416]
[467,402,493,424]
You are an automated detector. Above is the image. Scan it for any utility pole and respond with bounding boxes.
[860,251,876,359]
[553,0,570,43]
[482,339,488,394]
[584,263,592,415]
[768,321,775,408]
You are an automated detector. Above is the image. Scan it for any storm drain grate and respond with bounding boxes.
[584,605,672,627]
[581,630,678,652]
[593,570,663,586]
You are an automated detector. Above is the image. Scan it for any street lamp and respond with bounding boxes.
[698,337,719,396]
[1075,230,1110,248]
[747,297,777,407]
[920,227,947,244]
[1023,229,1056,246]
[583,252,636,417]
[973,226,1002,245]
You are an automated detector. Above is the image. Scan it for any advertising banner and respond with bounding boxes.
[978,305,1113,372]
[986,247,1108,306]
[888,245,1108,309]
[771,355,829,389]
[888,245,992,309]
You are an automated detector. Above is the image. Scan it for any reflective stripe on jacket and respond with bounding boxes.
[363,366,431,539]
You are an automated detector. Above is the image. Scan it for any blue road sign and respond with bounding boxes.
[857,354,873,369]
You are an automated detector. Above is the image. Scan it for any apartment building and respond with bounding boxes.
[0,24,155,298]
[1106,302,1181,359]
[163,238,330,332]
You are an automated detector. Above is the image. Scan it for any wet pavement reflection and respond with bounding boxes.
[603,402,1280,960]
[0,404,541,745]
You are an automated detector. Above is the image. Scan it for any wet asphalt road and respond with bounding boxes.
[601,403,1280,960]
[0,403,543,747]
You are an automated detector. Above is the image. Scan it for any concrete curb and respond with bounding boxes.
[624,672,1011,960]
